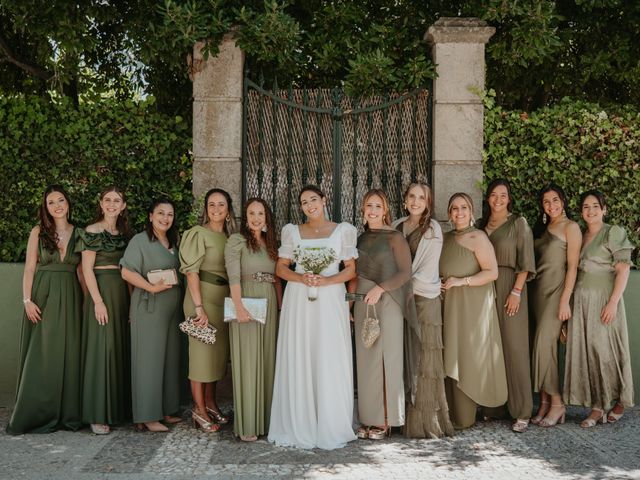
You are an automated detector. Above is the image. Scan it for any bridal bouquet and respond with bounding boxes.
[293,246,337,301]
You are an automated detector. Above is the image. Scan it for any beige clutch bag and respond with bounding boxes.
[147,268,178,286]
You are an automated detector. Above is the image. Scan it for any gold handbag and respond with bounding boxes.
[559,323,568,344]
[361,304,380,349]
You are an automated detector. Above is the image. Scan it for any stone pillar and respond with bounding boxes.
[191,34,244,209]
[425,18,495,220]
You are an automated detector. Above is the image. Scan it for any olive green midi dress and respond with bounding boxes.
[77,230,131,426]
[564,224,635,409]
[224,234,278,437]
[7,229,82,434]
[179,226,229,382]
[485,215,536,420]
[440,229,507,428]
[120,232,182,423]
[531,230,567,395]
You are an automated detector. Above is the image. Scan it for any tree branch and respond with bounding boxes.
[0,29,52,80]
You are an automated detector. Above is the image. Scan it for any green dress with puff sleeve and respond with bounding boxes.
[119,232,182,423]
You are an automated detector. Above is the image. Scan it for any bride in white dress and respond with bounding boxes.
[268,185,358,450]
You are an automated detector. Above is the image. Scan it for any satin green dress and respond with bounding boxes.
[7,229,82,434]
[224,234,278,437]
[440,229,507,421]
[531,230,567,395]
[564,224,635,409]
[485,215,536,420]
[76,230,131,426]
[179,226,229,382]
[120,232,182,423]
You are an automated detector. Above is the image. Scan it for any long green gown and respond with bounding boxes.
[564,224,635,409]
[485,215,536,420]
[179,226,229,382]
[120,232,182,423]
[76,229,131,426]
[224,233,278,437]
[7,228,82,434]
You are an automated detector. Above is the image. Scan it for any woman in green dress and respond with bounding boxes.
[530,183,581,427]
[179,188,235,432]
[392,183,453,439]
[564,190,634,427]
[350,189,417,440]
[478,179,536,433]
[225,198,282,441]
[120,198,183,433]
[77,186,131,435]
[7,185,83,434]
[440,192,507,430]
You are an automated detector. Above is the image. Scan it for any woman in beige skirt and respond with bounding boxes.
[350,189,417,440]
[563,190,634,427]
[440,193,507,430]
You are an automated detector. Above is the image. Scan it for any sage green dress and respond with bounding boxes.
[7,229,82,434]
[485,215,536,420]
[224,234,278,437]
[179,226,229,382]
[440,229,507,428]
[120,232,182,423]
[76,230,131,426]
[531,230,567,395]
[564,224,635,409]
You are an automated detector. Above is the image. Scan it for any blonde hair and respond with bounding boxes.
[447,192,475,225]
[361,189,392,227]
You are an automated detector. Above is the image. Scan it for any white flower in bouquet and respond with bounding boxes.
[293,246,337,275]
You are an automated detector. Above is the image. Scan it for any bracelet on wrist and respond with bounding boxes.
[465,276,471,286]
[22,298,31,305]
[194,304,203,310]
[510,289,521,297]
[512,286,522,293]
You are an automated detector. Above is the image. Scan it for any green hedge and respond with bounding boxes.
[0,96,192,262]
[484,95,640,264]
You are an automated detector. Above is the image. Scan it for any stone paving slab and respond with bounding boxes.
[1,406,639,479]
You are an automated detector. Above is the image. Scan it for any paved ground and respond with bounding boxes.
[1,403,639,480]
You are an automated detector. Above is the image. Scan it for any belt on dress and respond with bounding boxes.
[37,263,77,273]
[241,272,275,283]
[200,271,229,286]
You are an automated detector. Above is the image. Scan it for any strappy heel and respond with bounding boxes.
[192,410,220,433]
[368,425,390,440]
[531,400,549,425]
[206,406,229,425]
[581,408,606,428]
[607,403,624,423]
[512,419,529,433]
[539,404,566,428]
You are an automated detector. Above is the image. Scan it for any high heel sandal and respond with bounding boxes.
[356,426,370,439]
[368,425,390,440]
[531,400,549,425]
[512,419,529,433]
[580,408,606,428]
[539,404,566,428]
[607,403,624,423]
[206,406,229,425]
[239,435,258,442]
[192,411,220,433]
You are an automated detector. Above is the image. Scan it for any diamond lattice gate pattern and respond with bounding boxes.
[242,78,432,232]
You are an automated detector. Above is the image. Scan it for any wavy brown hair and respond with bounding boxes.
[402,182,434,238]
[37,185,73,253]
[92,185,131,239]
[240,198,278,260]
[201,188,236,236]
[361,189,392,229]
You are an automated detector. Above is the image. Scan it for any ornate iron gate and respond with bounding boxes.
[242,77,432,232]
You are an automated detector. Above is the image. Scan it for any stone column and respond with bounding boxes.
[191,34,244,209]
[425,18,495,220]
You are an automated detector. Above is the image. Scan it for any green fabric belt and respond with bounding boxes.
[200,270,228,286]
[37,263,77,273]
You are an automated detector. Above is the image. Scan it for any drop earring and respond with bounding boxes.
[542,213,547,224]
[262,225,268,233]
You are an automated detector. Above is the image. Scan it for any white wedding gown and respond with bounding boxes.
[268,222,357,450]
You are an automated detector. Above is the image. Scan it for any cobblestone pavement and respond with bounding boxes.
[1,405,639,480]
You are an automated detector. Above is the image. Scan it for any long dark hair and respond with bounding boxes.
[477,178,514,229]
[240,198,278,260]
[201,188,236,236]
[93,185,131,239]
[144,197,179,248]
[298,184,326,204]
[402,182,433,242]
[37,184,72,253]
[532,183,572,238]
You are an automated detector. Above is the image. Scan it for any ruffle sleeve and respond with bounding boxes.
[514,216,537,280]
[339,222,358,261]
[179,227,206,273]
[606,224,634,265]
[75,228,128,253]
[119,233,144,274]
[278,223,296,259]
[224,233,246,286]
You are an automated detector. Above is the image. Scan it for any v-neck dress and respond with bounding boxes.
[564,224,634,409]
[7,228,83,434]
[120,232,182,423]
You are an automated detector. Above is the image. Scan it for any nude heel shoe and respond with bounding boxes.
[539,404,566,428]
[531,400,549,425]
[580,408,606,428]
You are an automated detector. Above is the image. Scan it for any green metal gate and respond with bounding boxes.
[242,77,432,231]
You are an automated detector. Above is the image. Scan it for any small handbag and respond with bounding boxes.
[361,304,381,349]
[223,297,268,324]
[559,323,568,344]
[147,268,179,286]
[179,315,217,345]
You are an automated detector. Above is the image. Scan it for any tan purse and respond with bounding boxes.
[361,304,380,349]
[559,323,568,344]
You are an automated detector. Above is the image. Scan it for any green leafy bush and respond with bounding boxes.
[484,94,640,264]
[0,96,192,262]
